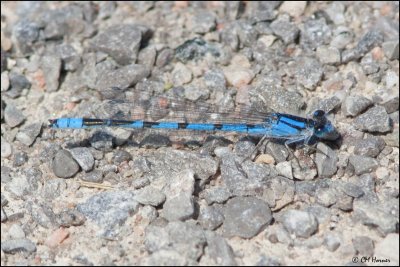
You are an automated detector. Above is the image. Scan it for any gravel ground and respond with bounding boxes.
[1,1,399,266]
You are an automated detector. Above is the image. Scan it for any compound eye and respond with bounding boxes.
[313,110,325,119]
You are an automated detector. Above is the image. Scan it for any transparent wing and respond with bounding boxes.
[92,86,275,124]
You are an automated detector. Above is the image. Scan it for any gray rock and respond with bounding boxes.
[295,180,317,196]
[1,238,36,254]
[356,174,379,203]
[220,157,265,196]
[353,200,398,236]
[255,255,281,266]
[316,143,338,178]
[264,176,295,211]
[97,1,116,19]
[255,84,304,114]
[1,166,12,184]
[361,61,380,75]
[95,64,150,92]
[156,48,174,67]
[270,17,299,44]
[325,2,345,24]
[312,96,342,113]
[204,69,226,90]
[77,191,139,228]
[292,155,317,181]
[42,179,67,199]
[172,63,193,86]
[324,233,341,252]
[374,234,399,265]
[282,210,318,238]
[145,149,218,187]
[89,131,114,152]
[381,96,399,114]
[132,177,150,189]
[175,38,221,63]
[221,27,239,51]
[234,21,258,47]
[57,209,86,227]
[184,85,208,102]
[354,136,385,157]
[136,205,158,225]
[15,123,42,146]
[8,72,31,98]
[305,204,331,225]
[1,137,13,159]
[4,105,25,128]
[234,140,256,159]
[204,187,231,205]
[316,46,341,65]
[275,161,293,179]
[145,221,206,261]
[41,5,86,39]
[250,3,276,23]
[41,54,61,92]
[223,196,272,238]
[316,187,337,207]
[354,106,392,133]
[340,182,364,198]
[144,249,190,266]
[382,40,399,60]
[8,224,26,239]
[13,152,28,167]
[294,57,323,90]
[242,160,277,181]
[265,142,290,163]
[204,231,237,266]
[111,150,132,165]
[382,125,399,147]
[199,206,224,230]
[52,150,80,178]
[187,11,216,34]
[57,43,81,71]
[342,95,372,117]
[335,193,354,211]
[301,18,331,50]
[138,45,156,68]
[81,170,104,183]
[28,203,58,229]
[69,147,94,172]
[342,30,384,63]
[352,236,374,256]
[1,72,10,93]
[140,134,171,148]
[266,224,293,245]
[162,193,194,221]
[90,24,150,65]
[134,186,166,207]
[331,26,353,49]
[12,19,40,55]
[348,155,378,175]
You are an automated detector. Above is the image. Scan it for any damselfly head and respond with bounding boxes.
[48,119,57,128]
[312,110,340,141]
[312,110,327,124]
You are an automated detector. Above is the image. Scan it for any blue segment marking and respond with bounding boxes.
[220,124,248,133]
[185,123,217,131]
[151,122,179,129]
[55,118,84,129]
[130,120,144,128]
